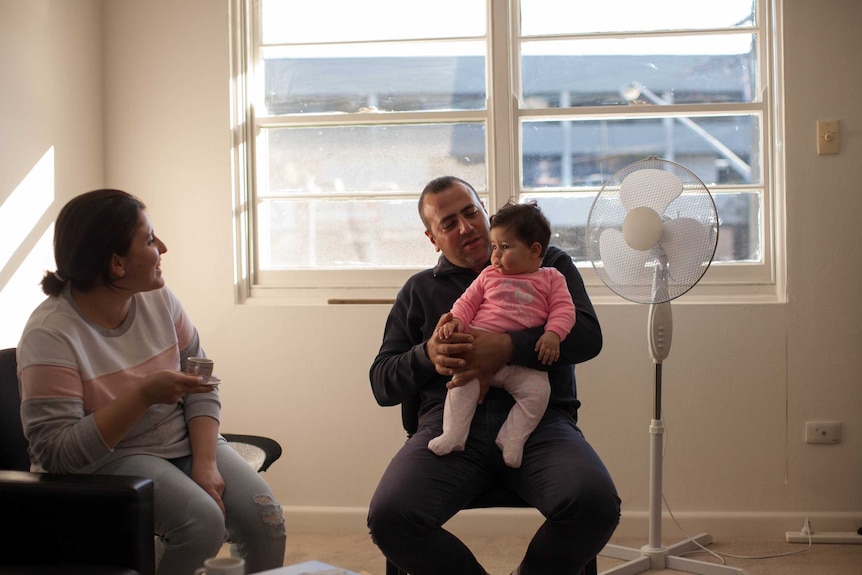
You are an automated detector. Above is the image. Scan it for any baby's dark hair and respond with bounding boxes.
[490,200,551,256]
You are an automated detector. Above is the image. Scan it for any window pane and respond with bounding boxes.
[258,199,440,269]
[260,124,487,196]
[524,191,761,265]
[520,0,756,36]
[521,115,760,188]
[262,43,486,115]
[262,0,485,44]
[713,191,761,263]
[522,193,596,263]
[521,35,758,107]
[244,0,773,288]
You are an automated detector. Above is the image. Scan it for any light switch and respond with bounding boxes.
[817,120,840,155]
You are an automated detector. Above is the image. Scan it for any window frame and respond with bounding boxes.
[230,0,785,305]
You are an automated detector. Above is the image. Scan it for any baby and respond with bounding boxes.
[428,201,575,467]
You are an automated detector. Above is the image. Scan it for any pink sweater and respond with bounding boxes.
[451,266,575,339]
[17,285,220,474]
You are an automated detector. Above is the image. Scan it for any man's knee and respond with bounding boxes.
[591,490,622,531]
[368,501,407,553]
[547,476,620,527]
[368,490,435,549]
[575,486,621,535]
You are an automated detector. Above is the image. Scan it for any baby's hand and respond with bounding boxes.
[535,331,561,365]
[437,318,463,340]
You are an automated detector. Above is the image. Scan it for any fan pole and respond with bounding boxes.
[597,302,748,574]
[645,301,671,558]
[647,362,665,553]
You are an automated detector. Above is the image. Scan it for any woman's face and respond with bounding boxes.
[114,210,167,293]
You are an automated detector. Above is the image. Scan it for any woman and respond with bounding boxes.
[16,189,286,574]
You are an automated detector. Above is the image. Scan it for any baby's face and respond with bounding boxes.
[489,226,542,275]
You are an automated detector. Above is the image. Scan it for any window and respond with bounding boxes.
[232,0,781,303]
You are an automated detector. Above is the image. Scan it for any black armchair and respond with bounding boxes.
[384,396,598,575]
[0,470,156,575]
[0,347,282,574]
[0,347,155,575]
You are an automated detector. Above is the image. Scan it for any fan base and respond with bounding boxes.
[600,533,748,574]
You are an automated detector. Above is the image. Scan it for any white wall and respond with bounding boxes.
[0,0,103,340]
[1,0,860,539]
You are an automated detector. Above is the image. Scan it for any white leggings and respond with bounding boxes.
[96,442,286,575]
[428,364,551,468]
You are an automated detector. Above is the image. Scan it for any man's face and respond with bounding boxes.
[422,182,491,272]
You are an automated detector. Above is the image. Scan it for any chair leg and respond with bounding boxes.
[385,557,405,575]
[581,555,598,575]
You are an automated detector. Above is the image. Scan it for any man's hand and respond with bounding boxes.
[426,312,474,376]
[448,328,512,403]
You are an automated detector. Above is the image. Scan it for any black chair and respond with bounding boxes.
[384,396,598,575]
[221,432,282,473]
[0,347,283,573]
[0,470,156,575]
[0,347,155,575]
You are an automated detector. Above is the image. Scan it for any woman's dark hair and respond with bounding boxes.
[490,200,551,256]
[41,189,146,296]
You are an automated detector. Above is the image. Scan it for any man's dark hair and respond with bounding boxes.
[490,200,551,256]
[418,176,481,229]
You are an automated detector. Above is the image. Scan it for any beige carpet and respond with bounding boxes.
[265,532,862,575]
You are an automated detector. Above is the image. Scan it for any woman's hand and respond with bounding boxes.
[93,370,211,449]
[191,462,226,516]
[138,370,215,406]
[188,416,224,514]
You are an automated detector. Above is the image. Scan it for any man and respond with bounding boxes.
[368,176,620,575]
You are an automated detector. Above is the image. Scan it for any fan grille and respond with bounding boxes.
[586,158,719,304]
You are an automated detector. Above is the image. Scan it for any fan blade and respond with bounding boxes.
[660,218,715,284]
[620,169,683,214]
[599,228,653,285]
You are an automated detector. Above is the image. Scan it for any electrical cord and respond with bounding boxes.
[660,415,813,565]
[664,495,813,563]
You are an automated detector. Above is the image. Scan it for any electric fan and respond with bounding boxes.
[587,157,745,575]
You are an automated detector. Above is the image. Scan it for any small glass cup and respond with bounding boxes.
[186,357,214,384]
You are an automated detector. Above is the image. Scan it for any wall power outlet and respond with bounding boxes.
[804,421,842,444]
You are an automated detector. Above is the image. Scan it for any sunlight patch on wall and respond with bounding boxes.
[0,225,54,348]
[0,147,55,347]
[0,147,54,265]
